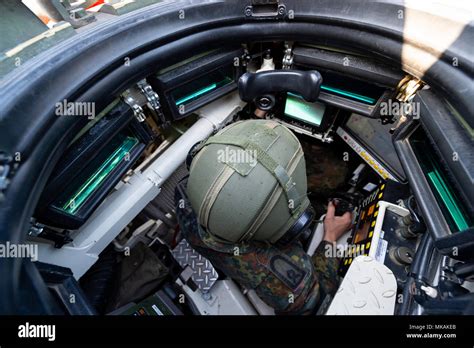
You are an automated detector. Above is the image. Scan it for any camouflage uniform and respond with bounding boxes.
[175,180,341,315]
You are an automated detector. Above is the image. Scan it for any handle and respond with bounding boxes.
[238,69,323,103]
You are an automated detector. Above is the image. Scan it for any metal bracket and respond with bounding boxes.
[245,0,286,19]
[113,219,168,252]
[137,81,168,126]
[28,219,45,238]
[51,0,96,29]
[441,265,467,285]
[29,222,73,249]
[396,75,424,103]
[271,117,334,143]
[241,49,252,67]
[123,95,146,122]
[282,42,293,69]
[138,82,160,112]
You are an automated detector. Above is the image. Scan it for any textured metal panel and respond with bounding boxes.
[172,239,218,292]
[327,255,397,315]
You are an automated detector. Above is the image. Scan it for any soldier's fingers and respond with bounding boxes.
[326,201,336,218]
[341,211,352,225]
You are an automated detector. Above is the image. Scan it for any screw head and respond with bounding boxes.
[278,5,286,16]
[259,97,271,108]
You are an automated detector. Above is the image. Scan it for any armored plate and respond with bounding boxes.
[326,255,397,315]
[172,239,219,292]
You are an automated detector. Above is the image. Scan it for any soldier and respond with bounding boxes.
[175,119,352,314]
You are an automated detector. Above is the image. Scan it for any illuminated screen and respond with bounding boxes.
[353,204,376,243]
[284,93,326,127]
[410,128,472,232]
[53,135,139,215]
[353,220,371,244]
[172,66,233,106]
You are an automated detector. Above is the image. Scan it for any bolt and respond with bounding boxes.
[245,7,252,17]
[259,97,271,108]
[278,5,286,16]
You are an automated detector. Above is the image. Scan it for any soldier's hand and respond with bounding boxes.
[323,202,352,243]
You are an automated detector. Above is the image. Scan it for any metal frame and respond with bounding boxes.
[0,0,472,314]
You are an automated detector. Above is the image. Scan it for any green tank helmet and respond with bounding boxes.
[187,119,313,245]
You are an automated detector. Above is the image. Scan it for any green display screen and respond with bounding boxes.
[175,83,220,105]
[316,70,382,105]
[411,128,472,232]
[320,85,376,105]
[55,135,138,215]
[284,93,326,127]
[173,66,234,106]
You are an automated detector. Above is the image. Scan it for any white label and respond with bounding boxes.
[152,304,164,315]
[336,127,398,182]
[375,239,388,263]
[363,182,377,192]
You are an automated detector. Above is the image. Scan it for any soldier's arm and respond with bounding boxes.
[323,202,352,244]
[311,202,352,296]
[311,241,341,298]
